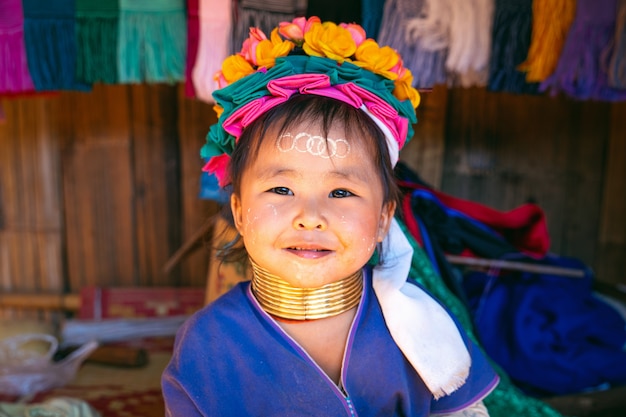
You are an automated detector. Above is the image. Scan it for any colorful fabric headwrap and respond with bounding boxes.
[201,17,473,400]
[201,16,420,187]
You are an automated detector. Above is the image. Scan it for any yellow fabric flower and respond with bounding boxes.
[213,104,224,119]
[353,39,401,80]
[303,22,356,63]
[220,54,255,84]
[256,28,295,68]
[393,68,421,109]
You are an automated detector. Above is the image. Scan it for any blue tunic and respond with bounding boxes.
[162,267,498,416]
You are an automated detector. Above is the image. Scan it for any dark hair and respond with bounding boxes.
[215,94,400,264]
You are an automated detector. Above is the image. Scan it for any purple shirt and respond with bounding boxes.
[162,267,498,416]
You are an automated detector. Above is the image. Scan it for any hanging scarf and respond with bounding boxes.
[361,0,386,40]
[305,0,361,27]
[192,0,232,103]
[540,0,626,101]
[184,0,200,97]
[608,0,626,89]
[488,0,539,94]
[517,0,577,83]
[374,219,472,398]
[75,0,119,84]
[0,0,35,94]
[377,0,447,89]
[22,0,90,91]
[233,0,305,56]
[118,0,186,83]
[402,0,494,88]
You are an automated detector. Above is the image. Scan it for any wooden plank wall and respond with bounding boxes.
[0,83,625,319]
[0,85,218,318]
[0,98,64,319]
[432,88,624,284]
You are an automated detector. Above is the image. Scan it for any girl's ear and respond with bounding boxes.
[377,201,396,242]
[230,193,244,234]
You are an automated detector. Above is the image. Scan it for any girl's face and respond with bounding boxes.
[230,123,395,288]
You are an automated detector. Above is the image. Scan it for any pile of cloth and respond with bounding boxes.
[395,162,626,399]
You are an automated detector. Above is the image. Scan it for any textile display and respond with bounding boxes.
[232,0,305,57]
[74,0,119,84]
[306,0,361,27]
[191,0,232,103]
[540,0,626,101]
[401,0,494,87]
[117,0,186,84]
[377,0,448,89]
[361,0,386,40]
[184,0,199,97]
[516,0,577,83]
[488,0,539,94]
[22,0,89,91]
[0,0,35,94]
[608,0,626,88]
[0,0,625,100]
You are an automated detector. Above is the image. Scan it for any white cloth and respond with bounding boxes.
[405,0,494,87]
[372,219,471,399]
[192,0,232,103]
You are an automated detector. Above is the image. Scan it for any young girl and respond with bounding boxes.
[162,17,498,416]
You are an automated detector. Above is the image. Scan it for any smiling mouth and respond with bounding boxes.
[285,247,331,258]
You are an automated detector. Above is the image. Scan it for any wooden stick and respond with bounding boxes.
[162,217,214,274]
[446,255,586,278]
[0,293,81,311]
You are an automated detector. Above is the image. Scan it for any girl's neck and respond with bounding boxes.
[249,258,363,321]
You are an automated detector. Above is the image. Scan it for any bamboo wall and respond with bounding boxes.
[0,83,624,317]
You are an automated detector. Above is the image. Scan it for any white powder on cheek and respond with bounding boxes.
[365,236,377,254]
[244,208,259,244]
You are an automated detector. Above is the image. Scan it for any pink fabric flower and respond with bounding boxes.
[278,16,321,42]
[340,23,367,47]
[240,27,267,66]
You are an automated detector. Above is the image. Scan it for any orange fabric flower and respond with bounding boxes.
[353,39,401,80]
[303,21,356,63]
[393,68,421,108]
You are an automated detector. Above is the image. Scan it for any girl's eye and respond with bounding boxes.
[329,189,353,198]
[269,187,292,195]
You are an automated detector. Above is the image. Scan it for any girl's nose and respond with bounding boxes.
[293,199,327,231]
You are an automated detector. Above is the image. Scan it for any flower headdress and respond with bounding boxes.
[201,16,421,187]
